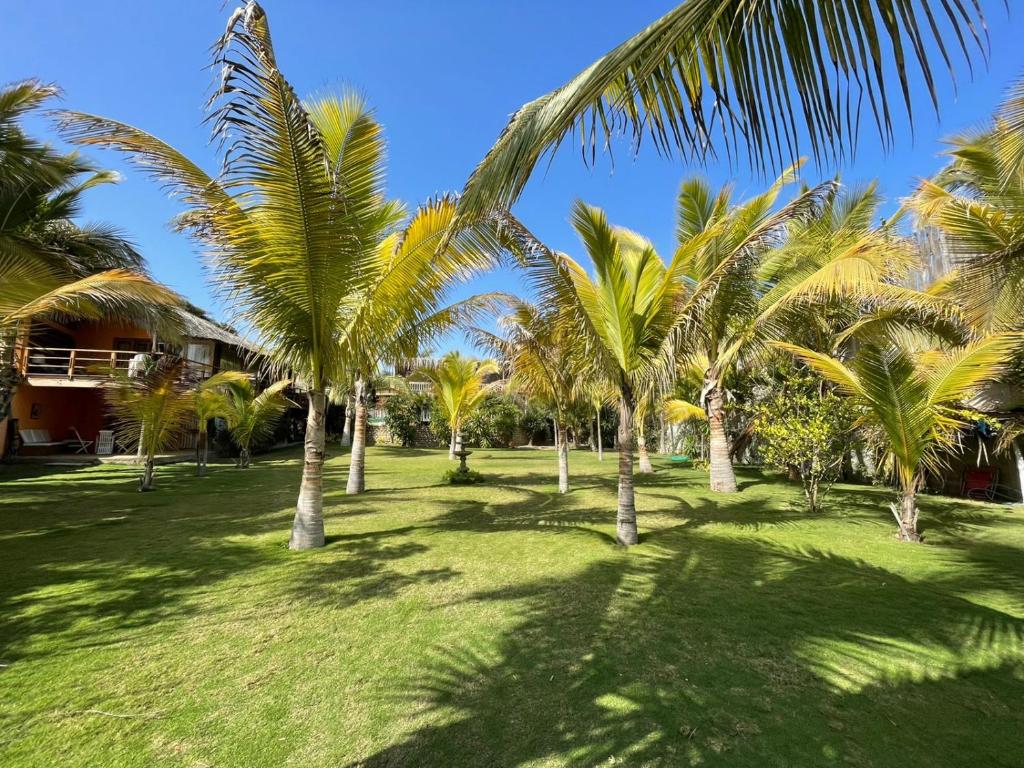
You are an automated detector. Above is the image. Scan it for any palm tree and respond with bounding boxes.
[334,195,506,496]
[422,352,500,460]
[59,3,405,548]
[907,76,1024,333]
[192,371,249,476]
[497,203,697,545]
[457,1,987,221]
[474,299,580,492]
[0,81,178,443]
[657,170,829,491]
[777,334,1021,541]
[222,378,292,468]
[104,355,194,491]
[667,178,947,491]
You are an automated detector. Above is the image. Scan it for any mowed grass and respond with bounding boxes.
[1,447,1023,767]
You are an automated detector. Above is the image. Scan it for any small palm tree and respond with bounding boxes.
[474,299,580,492]
[777,334,1021,541]
[422,352,500,460]
[457,1,986,221]
[104,356,194,491]
[192,371,250,475]
[222,378,292,468]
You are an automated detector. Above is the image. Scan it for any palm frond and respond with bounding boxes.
[458,0,986,219]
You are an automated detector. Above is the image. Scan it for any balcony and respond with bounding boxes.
[18,347,214,388]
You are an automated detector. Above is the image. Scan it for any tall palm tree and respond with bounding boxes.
[422,352,500,460]
[660,170,829,491]
[105,355,195,491]
[907,76,1024,333]
[192,370,249,476]
[59,3,429,548]
[457,1,987,221]
[777,334,1021,541]
[222,378,292,468]
[474,299,581,493]
[334,195,506,496]
[497,203,700,545]
[0,81,178,441]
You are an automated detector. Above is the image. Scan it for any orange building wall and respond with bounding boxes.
[10,383,108,446]
[71,321,151,350]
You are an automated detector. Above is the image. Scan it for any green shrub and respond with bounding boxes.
[443,467,485,485]
[746,369,856,513]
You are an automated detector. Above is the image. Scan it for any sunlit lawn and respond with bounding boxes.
[1,446,1022,767]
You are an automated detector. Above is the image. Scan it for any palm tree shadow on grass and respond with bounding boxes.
[0,460,430,663]
[348,531,1024,767]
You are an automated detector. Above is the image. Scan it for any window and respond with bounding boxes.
[185,341,214,373]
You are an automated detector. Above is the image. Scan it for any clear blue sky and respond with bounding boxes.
[4,1,1023,349]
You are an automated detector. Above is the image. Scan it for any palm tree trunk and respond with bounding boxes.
[596,408,604,461]
[556,419,569,493]
[894,486,922,542]
[616,388,638,546]
[341,395,354,447]
[706,382,738,493]
[346,381,367,495]
[196,430,207,476]
[449,428,457,460]
[139,455,156,491]
[0,332,22,462]
[238,446,251,468]
[637,423,654,473]
[1012,440,1024,505]
[289,390,327,550]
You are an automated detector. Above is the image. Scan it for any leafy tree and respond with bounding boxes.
[457,0,987,222]
[668,180,947,492]
[747,370,856,513]
[907,76,1024,333]
[60,4,495,547]
[382,390,433,447]
[518,403,551,446]
[778,334,1021,541]
[460,394,521,449]
[334,195,505,496]
[104,356,194,491]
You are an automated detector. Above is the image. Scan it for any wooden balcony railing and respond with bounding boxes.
[18,347,215,383]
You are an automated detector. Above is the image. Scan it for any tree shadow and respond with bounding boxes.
[348,531,1024,767]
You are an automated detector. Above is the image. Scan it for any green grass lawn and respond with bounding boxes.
[1,447,1022,767]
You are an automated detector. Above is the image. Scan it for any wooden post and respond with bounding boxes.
[68,349,77,381]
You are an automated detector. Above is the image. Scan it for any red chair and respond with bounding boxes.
[962,467,999,501]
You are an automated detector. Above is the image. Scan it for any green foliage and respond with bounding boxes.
[383,391,433,447]
[747,370,856,513]
[518,403,551,444]
[460,394,522,448]
[442,466,485,485]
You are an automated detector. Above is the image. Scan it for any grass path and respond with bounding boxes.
[1,447,1022,767]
